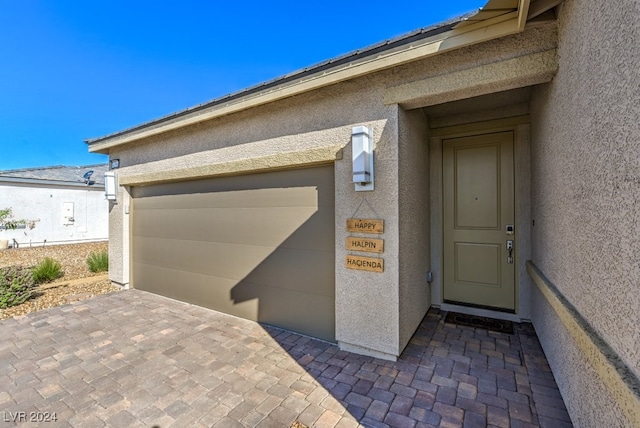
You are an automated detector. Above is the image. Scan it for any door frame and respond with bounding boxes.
[429,116,532,321]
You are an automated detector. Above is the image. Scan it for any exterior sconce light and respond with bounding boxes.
[104,172,117,201]
[110,158,120,169]
[352,126,374,191]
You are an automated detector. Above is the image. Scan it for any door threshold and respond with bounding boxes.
[436,302,522,323]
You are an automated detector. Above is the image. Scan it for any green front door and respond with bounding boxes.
[443,131,515,311]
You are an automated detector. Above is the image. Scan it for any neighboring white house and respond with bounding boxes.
[0,164,109,247]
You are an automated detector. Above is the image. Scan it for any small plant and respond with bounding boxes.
[87,250,108,273]
[0,266,36,309]
[32,257,63,283]
[0,208,39,231]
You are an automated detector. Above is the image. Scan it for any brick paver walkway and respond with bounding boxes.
[0,290,572,427]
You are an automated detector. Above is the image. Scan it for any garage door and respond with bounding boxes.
[131,165,335,341]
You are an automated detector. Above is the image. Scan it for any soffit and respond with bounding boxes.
[425,87,532,117]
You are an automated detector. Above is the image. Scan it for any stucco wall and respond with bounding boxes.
[107,22,557,172]
[113,75,406,357]
[107,185,130,287]
[397,107,431,349]
[103,22,559,358]
[529,0,640,424]
[109,77,388,169]
[0,183,108,246]
[530,284,630,427]
[335,112,402,359]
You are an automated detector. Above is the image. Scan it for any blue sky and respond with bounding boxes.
[0,1,485,170]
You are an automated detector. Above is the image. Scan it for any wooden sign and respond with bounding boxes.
[346,218,384,234]
[346,237,384,253]
[346,255,384,273]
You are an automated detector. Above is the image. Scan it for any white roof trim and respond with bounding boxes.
[0,176,105,189]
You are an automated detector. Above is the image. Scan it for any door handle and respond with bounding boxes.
[506,240,514,264]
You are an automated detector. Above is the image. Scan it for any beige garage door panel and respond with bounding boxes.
[135,186,330,210]
[133,167,335,204]
[133,238,334,295]
[131,208,334,251]
[231,282,335,341]
[133,264,335,341]
[131,165,336,342]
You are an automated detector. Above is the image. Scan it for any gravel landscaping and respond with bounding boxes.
[0,241,119,320]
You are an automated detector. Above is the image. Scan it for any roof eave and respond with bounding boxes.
[88,1,532,154]
[0,176,105,188]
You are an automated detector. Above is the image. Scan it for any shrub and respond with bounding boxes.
[32,257,63,283]
[0,207,39,230]
[0,266,36,309]
[87,250,108,273]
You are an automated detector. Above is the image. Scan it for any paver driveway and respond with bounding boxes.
[0,290,572,427]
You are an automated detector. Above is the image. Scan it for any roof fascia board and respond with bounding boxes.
[517,0,531,30]
[0,176,105,189]
[89,12,522,154]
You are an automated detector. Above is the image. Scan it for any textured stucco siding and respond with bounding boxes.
[529,0,640,424]
[107,22,557,171]
[385,50,557,109]
[397,107,431,349]
[387,24,557,107]
[112,75,406,356]
[335,110,401,358]
[107,186,130,287]
[530,284,630,427]
[109,77,386,169]
[0,184,108,246]
[104,22,559,357]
